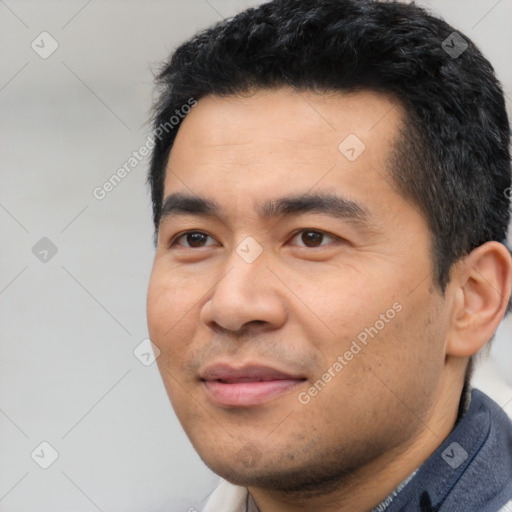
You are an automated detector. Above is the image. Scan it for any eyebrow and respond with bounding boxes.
[160,193,218,221]
[159,192,370,225]
[259,193,369,222]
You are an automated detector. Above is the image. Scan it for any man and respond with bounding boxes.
[146,0,512,510]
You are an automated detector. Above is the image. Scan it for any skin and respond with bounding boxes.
[146,88,511,511]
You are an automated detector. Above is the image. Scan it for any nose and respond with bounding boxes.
[199,252,287,333]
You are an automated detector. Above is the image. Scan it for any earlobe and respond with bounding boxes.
[447,241,512,358]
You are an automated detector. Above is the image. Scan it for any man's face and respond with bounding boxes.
[147,88,452,490]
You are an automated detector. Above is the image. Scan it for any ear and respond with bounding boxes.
[447,241,512,358]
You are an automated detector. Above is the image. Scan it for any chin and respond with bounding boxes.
[197,443,359,497]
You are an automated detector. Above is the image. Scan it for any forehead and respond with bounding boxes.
[163,88,405,212]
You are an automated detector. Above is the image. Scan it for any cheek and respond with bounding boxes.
[147,269,202,406]
[146,264,199,347]
[289,267,398,349]
[362,294,447,406]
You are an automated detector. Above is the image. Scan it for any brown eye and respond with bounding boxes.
[187,233,208,247]
[301,231,324,247]
[291,229,339,249]
[174,232,215,248]
[290,229,338,248]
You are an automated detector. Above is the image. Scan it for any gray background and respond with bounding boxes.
[1,0,511,510]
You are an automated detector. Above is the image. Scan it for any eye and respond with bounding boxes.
[289,230,338,248]
[172,231,217,248]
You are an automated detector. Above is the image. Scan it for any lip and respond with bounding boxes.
[200,363,306,407]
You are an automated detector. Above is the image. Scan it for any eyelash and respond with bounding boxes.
[170,229,339,249]
[171,231,217,248]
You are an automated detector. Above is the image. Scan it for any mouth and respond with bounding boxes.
[199,364,307,407]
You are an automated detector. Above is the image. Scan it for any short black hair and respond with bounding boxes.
[149,0,511,294]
